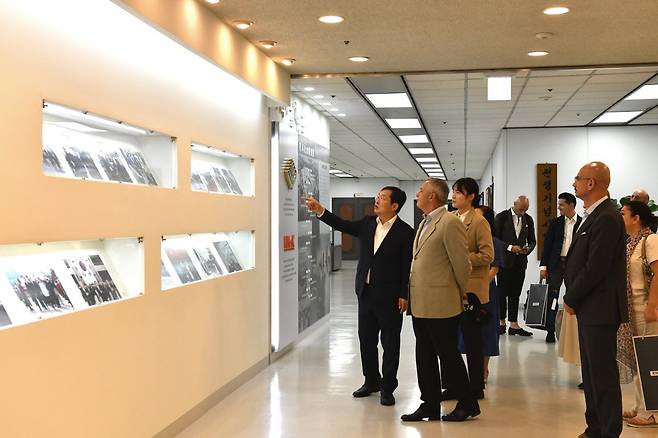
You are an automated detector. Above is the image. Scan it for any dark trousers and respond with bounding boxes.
[412,315,477,410]
[497,264,526,323]
[358,287,403,394]
[460,312,485,393]
[578,323,623,438]
[546,258,566,334]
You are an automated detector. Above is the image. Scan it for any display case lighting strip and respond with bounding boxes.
[190,143,242,159]
[43,101,150,135]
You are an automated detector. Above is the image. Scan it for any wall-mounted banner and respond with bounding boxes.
[536,163,557,260]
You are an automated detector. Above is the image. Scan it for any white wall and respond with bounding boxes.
[480,125,658,305]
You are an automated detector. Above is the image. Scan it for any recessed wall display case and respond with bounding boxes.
[0,238,143,329]
[42,101,177,188]
[161,231,254,290]
[190,143,254,196]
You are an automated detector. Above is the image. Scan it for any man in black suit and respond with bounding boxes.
[564,162,627,438]
[631,189,657,232]
[539,192,582,343]
[305,187,414,406]
[494,195,536,336]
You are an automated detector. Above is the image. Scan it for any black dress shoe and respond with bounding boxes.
[401,405,441,422]
[380,392,395,406]
[441,406,481,422]
[546,332,556,343]
[441,389,457,401]
[499,325,506,335]
[577,382,584,390]
[472,390,484,400]
[352,383,379,398]
[508,327,533,337]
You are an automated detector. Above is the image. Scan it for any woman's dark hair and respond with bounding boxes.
[452,178,480,207]
[625,200,658,228]
[476,205,496,232]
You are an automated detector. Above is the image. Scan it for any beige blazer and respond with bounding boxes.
[457,209,494,304]
[409,207,471,319]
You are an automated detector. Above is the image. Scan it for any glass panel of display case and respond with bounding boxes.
[161,230,254,290]
[0,237,143,330]
[190,143,254,196]
[42,101,177,188]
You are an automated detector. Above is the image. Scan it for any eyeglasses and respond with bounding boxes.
[573,175,592,182]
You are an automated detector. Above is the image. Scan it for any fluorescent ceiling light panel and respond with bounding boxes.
[313,95,324,99]
[487,77,511,101]
[366,93,412,108]
[416,157,438,163]
[385,118,421,129]
[400,134,429,143]
[335,173,353,178]
[626,84,658,100]
[408,148,434,155]
[421,164,441,168]
[304,87,315,91]
[329,169,342,174]
[592,111,643,124]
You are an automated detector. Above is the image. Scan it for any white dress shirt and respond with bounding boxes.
[507,208,524,252]
[367,215,397,284]
[418,206,445,242]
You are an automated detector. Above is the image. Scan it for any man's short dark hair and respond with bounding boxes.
[381,186,407,213]
[452,178,480,206]
[558,192,577,206]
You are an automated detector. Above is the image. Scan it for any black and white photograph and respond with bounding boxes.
[63,146,103,180]
[192,245,225,277]
[0,299,11,328]
[212,167,232,193]
[97,149,133,183]
[42,145,66,175]
[201,171,219,192]
[161,262,178,290]
[164,247,202,284]
[213,241,243,273]
[221,168,243,195]
[64,255,122,306]
[121,148,158,186]
[191,171,207,191]
[5,264,75,318]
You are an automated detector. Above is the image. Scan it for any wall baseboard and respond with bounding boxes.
[154,356,269,438]
[270,313,330,363]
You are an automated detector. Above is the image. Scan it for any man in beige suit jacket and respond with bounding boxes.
[401,178,481,423]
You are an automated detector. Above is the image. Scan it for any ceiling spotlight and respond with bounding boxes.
[313,95,324,99]
[280,58,296,66]
[528,51,550,57]
[318,15,344,24]
[349,56,370,62]
[304,87,315,91]
[543,6,570,15]
[330,108,339,112]
[205,0,220,4]
[259,40,277,49]
[234,20,254,30]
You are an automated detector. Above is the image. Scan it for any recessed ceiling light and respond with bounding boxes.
[259,40,277,49]
[318,15,344,24]
[205,0,220,4]
[330,108,339,112]
[400,134,429,143]
[337,113,346,117]
[408,148,434,155]
[528,51,550,57]
[365,93,412,108]
[280,58,295,66]
[320,101,332,106]
[234,20,254,30]
[349,56,370,62]
[592,111,643,124]
[329,169,342,174]
[543,6,570,15]
[626,84,658,100]
[313,95,324,99]
[304,87,315,91]
[385,118,421,129]
[416,157,438,163]
[421,164,441,169]
[335,173,353,178]
[487,77,512,101]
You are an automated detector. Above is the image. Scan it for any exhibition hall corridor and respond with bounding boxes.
[177,263,645,438]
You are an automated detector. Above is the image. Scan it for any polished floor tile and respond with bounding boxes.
[177,262,650,437]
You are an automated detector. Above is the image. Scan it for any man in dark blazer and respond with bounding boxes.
[564,162,627,438]
[539,192,582,343]
[494,195,536,336]
[305,187,414,406]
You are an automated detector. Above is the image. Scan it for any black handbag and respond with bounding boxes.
[464,292,490,324]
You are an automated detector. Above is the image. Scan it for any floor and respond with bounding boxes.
[178,262,649,438]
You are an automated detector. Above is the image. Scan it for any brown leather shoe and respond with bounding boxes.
[577,434,588,438]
